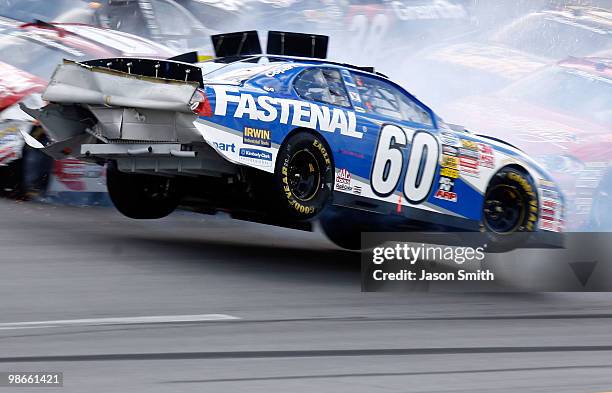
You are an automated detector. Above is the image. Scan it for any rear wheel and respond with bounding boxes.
[106,161,182,219]
[320,214,362,250]
[272,132,333,220]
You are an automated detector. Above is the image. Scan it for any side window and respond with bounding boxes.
[353,73,433,126]
[294,68,351,108]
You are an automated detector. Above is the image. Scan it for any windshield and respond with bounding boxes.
[0,0,96,23]
[492,13,612,59]
[502,66,612,125]
[0,34,84,80]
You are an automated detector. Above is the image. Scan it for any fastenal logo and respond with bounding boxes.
[211,85,363,139]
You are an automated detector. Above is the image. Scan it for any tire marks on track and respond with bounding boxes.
[3,345,612,363]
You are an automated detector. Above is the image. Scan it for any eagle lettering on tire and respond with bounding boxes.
[275,132,333,219]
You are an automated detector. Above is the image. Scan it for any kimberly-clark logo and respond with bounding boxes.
[239,148,272,167]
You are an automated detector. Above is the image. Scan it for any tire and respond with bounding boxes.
[106,161,181,219]
[0,159,23,198]
[320,215,362,250]
[482,167,538,249]
[0,145,52,199]
[272,132,333,220]
[590,171,612,231]
[21,144,53,198]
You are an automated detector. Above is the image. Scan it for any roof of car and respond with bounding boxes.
[558,56,612,80]
[3,21,175,58]
[209,54,389,79]
[540,6,612,33]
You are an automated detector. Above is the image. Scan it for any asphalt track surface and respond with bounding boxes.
[1,198,612,392]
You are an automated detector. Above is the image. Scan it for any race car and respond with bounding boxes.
[0,0,219,53]
[443,56,612,231]
[22,31,563,248]
[399,5,612,107]
[0,19,175,199]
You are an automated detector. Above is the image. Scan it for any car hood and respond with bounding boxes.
[443,96,611,156]
[0,62,47,112]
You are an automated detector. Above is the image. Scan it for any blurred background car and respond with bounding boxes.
[0,0,222,53]
[443,56,612,230]
[398,5,612,108]
[0,19,175,201]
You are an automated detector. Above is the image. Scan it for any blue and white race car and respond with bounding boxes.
[23,31,564,248]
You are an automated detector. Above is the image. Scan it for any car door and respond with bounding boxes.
[346,71,440,209]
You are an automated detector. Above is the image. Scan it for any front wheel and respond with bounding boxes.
[106,162,182,219]
[482,167,538,250]
[272,132,333,220]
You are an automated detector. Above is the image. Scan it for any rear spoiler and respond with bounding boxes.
[210,30,329,59]
[81,57,204,87]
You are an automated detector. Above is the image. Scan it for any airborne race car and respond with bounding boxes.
[23,31,563,248]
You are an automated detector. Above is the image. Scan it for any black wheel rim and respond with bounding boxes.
[287,149,320,202]
[483,184,525,234]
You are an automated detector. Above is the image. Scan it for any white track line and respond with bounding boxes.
[0,314,240,330]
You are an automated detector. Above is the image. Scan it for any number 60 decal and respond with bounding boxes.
[371,124,440,204]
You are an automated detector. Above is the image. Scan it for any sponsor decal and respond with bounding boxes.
[243,126,271,147]
[458,147,479,158]
[538,183,562,232]
[213,141,236,153]
[212,86,363,139]
[459,156,479,176]
[239,148,272,167]
[442,145,458,156]
[335,168,363,195]
[541,188,558,200]
[264,64,298,77]
[434,176,457,202]
[339,149,365,159]
[440,166,459,179]
[441,154,458,169]
[440,131,459,145]
[457,140,481,176]
[0,126,19,140]
[335,168,353,192]
[478,143,495,168]
[479,154,494,168]
[460,139,478,151]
